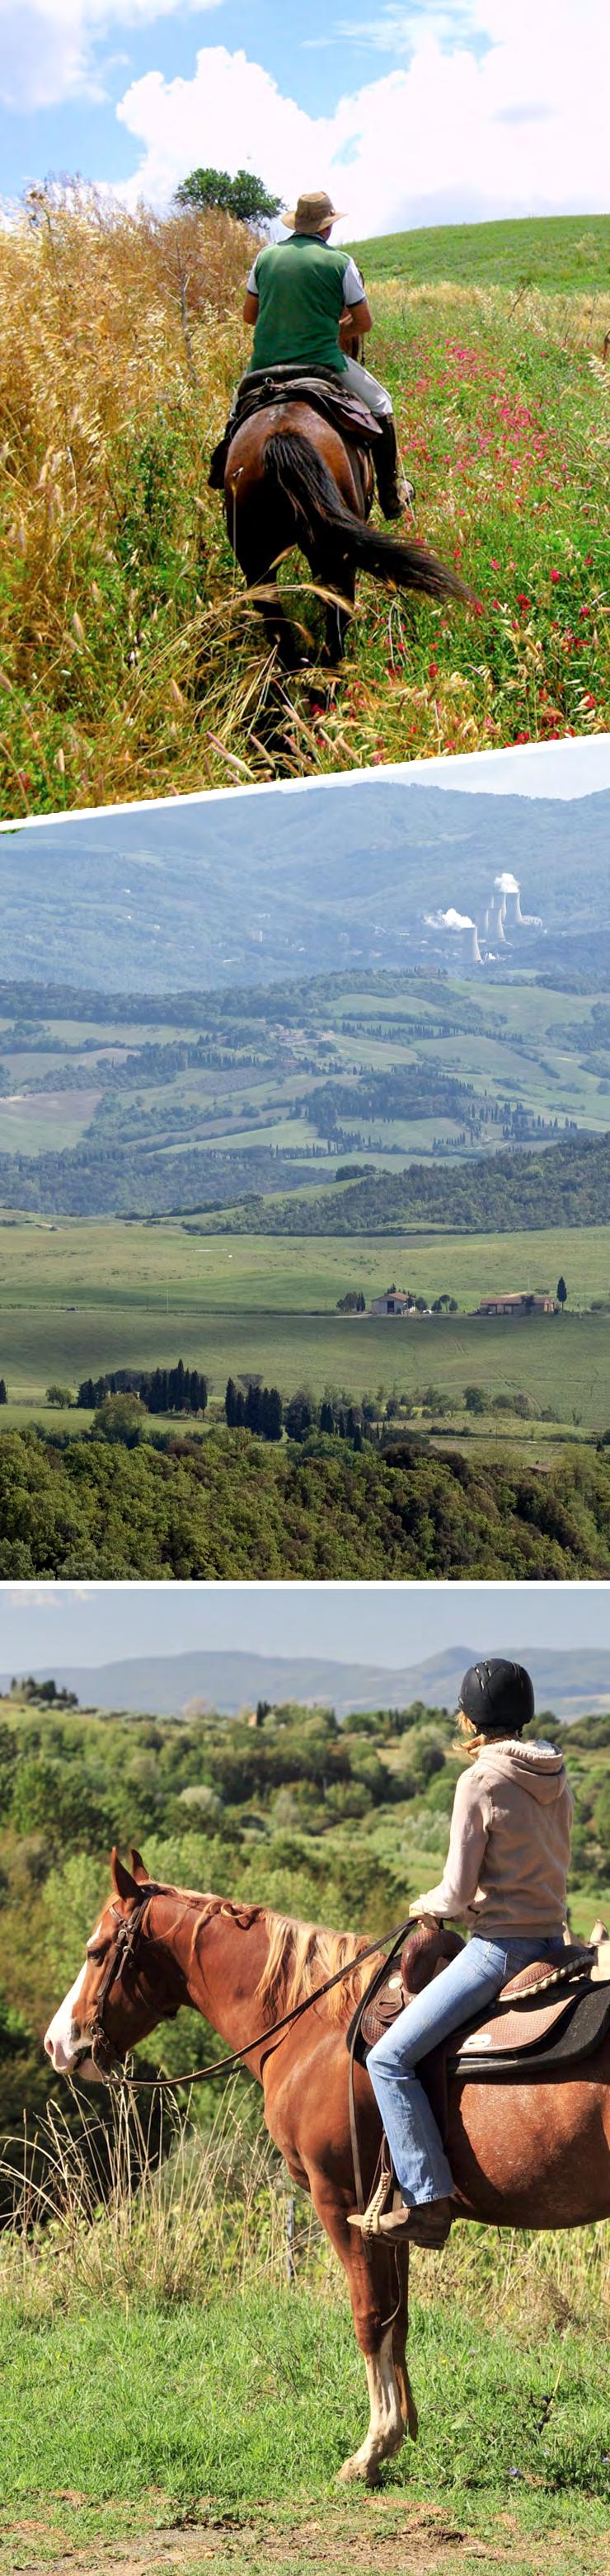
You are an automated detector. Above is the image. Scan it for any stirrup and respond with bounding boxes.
[348,2139,398,2237]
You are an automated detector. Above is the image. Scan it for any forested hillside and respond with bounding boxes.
[0,1427,610,1578]
[215,1135,610,1235]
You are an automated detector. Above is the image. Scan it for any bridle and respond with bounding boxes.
[87,1893,173,2079]
[82,1888,413,2094]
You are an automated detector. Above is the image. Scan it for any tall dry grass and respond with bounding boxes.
[1,2084,608,2339]
[1,191,608,811]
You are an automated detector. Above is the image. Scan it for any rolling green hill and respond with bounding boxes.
[350,212,610,292]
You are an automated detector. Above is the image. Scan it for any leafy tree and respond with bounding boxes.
[46,1384,73,1408]
[176,167,281,223]
[464,1384,486,1414]
[557,1275,568,1313]
[92,1392,147,1445]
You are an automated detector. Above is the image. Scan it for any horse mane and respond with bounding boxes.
[160,1884,373,2027]
[254,1910,373,2025]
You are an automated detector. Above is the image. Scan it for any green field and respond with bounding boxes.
[350,213,610,292]
[2,2291,609,2576]
[0,1217,608,1438]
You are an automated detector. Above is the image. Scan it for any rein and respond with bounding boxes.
[87,1895,412,2093]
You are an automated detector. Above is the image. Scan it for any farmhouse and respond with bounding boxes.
[476,1291,556,1318]
[370,1287,416,1317]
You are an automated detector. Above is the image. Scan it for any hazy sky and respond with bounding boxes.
[3,1582,610,1671]
[12,728,610,854]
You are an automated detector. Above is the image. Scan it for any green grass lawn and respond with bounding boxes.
[1,2290,608,2573]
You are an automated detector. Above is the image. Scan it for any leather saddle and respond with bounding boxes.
[350,1917,610,2080]
[209,364,381,490]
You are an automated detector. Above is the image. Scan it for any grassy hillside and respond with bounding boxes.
[350,213,610,291]
[0,1205,608,1450]
[1,201,608,812]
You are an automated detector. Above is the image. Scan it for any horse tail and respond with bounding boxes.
[262,427,472,604]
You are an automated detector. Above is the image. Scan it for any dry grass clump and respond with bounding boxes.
[1,2086,607,2335]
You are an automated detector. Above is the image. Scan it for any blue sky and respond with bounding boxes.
[2,1,608,236]
[2,1582,610,1668]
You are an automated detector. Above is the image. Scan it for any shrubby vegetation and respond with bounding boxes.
[0,1424,610,1577]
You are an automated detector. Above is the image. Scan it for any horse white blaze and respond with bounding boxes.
[44,1920,103,2071]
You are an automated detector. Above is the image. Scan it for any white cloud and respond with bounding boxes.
[0,0,223,115]
[112,5,610,234]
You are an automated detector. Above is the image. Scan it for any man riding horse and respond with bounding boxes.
[240,189,411,522]
[209,188,469,666]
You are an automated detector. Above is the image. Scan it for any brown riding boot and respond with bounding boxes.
[350,2193,453,2249]
[375,417,415,521]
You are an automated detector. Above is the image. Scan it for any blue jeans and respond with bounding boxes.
[367,1934,566,2207]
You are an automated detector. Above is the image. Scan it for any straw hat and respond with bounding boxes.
[281,190,345,235]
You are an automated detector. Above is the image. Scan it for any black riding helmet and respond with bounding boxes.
[458,1657,535,1738]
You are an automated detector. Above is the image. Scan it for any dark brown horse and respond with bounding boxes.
[223,400,472,668]
[45,1854,610,2487]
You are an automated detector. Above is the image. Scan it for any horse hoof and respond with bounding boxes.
[336,2454,381,2487]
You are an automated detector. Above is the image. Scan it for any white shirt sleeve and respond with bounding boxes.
[341,255,366,308]
[246,258,260,297]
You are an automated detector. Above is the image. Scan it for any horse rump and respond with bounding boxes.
[263,426,472,606]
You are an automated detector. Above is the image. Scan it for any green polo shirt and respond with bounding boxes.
[246,234,364,375]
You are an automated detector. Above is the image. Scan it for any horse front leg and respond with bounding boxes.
[308,2174,406,2484]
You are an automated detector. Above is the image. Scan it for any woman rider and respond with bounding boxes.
[350,1658,573,2250]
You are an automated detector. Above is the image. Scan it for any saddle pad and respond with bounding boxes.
[449,1979,610,2080]
[454,1990,575,2058]
[233,372,382,444]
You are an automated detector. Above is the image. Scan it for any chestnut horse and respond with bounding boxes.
[223,402,472,667]
[45,1853,610,2488]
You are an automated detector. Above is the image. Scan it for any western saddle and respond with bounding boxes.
[351,1915,610,2079]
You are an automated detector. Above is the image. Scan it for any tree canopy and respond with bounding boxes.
[176,167,282,223]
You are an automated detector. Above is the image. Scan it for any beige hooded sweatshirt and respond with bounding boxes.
[418,1738,573,1939]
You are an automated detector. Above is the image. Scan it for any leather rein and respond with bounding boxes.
[87,1893,413,2095]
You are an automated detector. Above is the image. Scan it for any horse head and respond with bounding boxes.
[44,1847,180,2080]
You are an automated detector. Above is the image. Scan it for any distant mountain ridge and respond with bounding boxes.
[3,1645,609,1722]
[5,781,608,992]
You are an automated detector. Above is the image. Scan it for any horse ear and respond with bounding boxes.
[110,1847,139,1904]
[129,1848,149,1884]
